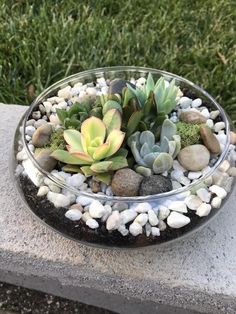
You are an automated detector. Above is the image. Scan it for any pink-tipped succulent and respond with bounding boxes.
[51,109,128,184]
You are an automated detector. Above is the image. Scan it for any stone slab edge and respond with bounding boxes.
[0,104,235,314]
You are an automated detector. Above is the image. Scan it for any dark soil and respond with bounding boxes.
[18,175,220,248]
[0,281,115,314]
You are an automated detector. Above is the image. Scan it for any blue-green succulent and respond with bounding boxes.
[127,119,181,175]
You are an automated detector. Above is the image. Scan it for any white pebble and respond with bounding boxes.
[158,220,167,231]
[184,195,202,210]
[228,167,236,176]
[211,196,222,209]
[129,222,143,236]
[179,96,192,109]
[106,211,120,231]
[86,218,99,229]
[15,164,24,176]
[158,206,170,220]
[210,110,220,120]
[43,101,52,113]
[58,86,71,99]
[188,171,202,180]
[218,160,230,173]
[151,227,160,237]
[134,202,152,213]
[65,209,82,221]
[173,160,186,172]
[82,212,92,222]
[172,180,182,190]
[89,200,106,218]
[204,175,213,186]
[61,189,76,204]
[101,205,112,222]
[196,188,211,203]
[171,169,184,181]
[196,203,212,217]
[209,185,227,199]
[134,213,148,226]
[206,119,214,129]
[145,223,152,237]
[120,209,137,224]
[168,201,187,213]
[118,225,129,236]
[25,126,36,137]
[16,148,28,161]
[201,108,210,119]
[37,186,49,197]
[179,176,191,186]
[76,195,93,206]
[57,101,68,109]
[148,210,159,226]
[214,122,225,132]
[47,192,71,208]
[167,212,190,228]
[86,87,97,96]
[191,98,202,108]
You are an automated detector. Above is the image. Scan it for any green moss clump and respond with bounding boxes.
[49,128,66,151]
[176,122,202,148]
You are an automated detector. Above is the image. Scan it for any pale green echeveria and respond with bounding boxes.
[51,110,128,184]
[128,119,180,175]
[127,73,180,115]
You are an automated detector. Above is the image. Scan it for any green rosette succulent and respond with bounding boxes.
[128,119,181,176]
[51,109,128,184]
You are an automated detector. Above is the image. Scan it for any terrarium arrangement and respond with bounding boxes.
[13,67,236,247]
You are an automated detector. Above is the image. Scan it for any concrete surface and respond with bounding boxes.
[0,104,236,314]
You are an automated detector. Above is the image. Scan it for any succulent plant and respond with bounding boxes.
[51,111,128,184]
[56,101,102,129]
[128,119,181,175]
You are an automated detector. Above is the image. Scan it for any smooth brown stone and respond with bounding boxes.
[178,144,210,171]
[32,123,53,147]
[180,111,207,124]
[200,126,221,154]
[111,168,143,196]
[35,148,57,172]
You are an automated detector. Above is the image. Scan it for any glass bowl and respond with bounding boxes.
[12,66,236,248]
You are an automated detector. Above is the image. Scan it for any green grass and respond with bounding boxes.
[0,0,236,122]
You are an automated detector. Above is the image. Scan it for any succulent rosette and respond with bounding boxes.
[51,110,128,183]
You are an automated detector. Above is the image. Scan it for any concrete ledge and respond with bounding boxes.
[0,104,236,314]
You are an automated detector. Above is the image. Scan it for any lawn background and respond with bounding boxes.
[0,0,235,123]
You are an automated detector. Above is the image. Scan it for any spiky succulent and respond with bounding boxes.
[101,73,181,138]
[56,101,102,129]
[51,110,128,184]
[127,119,181,176]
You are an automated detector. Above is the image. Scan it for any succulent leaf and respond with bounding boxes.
[153,153,173,174]
[135,166,152,177]
[140,142,152,158]
[123,87,135,107]
[93,143,110,161]
[102,100,122,115]
[81,116,106,143]
[64,129,83,151]
[143,152,160,167]
[105,129,125,157]
[168,140,176,156]
[106,156,128,171]
[95,173,112,185]
[56,108,68,124]
[161,119,177,141]
[51,150,92,165]
[160,136,169,153]
[139,130,155,147]
[126,111,143,137]
[62,164,83,173]
[130,141,147,166]
[172,135,181,158]
[103,109,122,134]
[145,73,155,97]
[90,161,113,173]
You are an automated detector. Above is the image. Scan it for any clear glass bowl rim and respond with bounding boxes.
[22,66,231,203]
